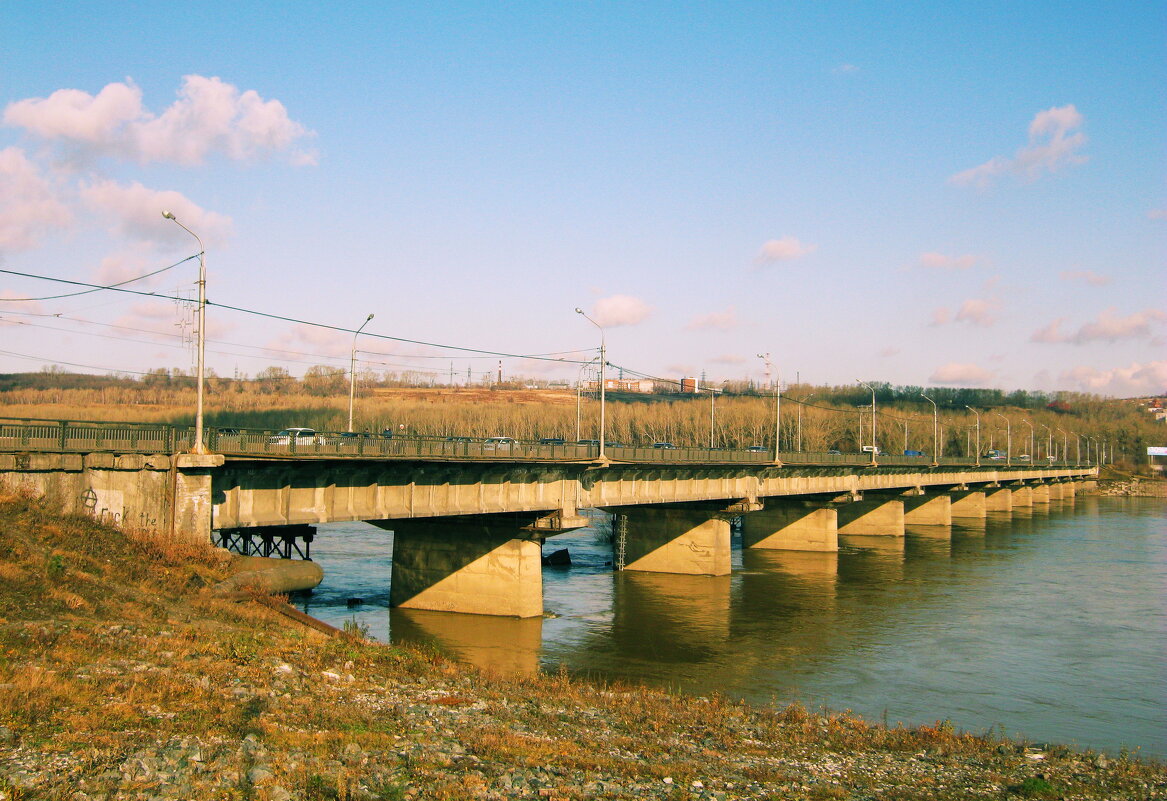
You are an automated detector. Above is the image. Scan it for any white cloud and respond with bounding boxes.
[4,75,316,166]
[264,324,350,361]
[919,251,976,270]
[929,307,952,327]
[685,307,738,331]
[1067,308,1165,344]
[711,353,746,365]
[949,104,1087,188]
[929,362,994,386]
[1060,361,1167,397]
[81,180,233,247]
[754,236,817,265]
[1030,308,1165,345]
[590,294,652,328]
[954,298,999,327]
[1029,318,1066,343]
[1148,208,1167,220]
[1060,269,1110,286]
[878,347,900,358]
[0,146,71,253]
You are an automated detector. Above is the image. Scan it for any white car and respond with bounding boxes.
[482,436,519,451]
[268,427,322,446]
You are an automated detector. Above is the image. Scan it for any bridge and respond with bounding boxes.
[1,418,1098,617]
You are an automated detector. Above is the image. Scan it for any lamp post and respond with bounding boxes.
[1040,423,1052,462]
[1021,418,1034,463]
[757,353,781,463]
[1074,431,1081,465]
[1056,428,1067,465]
[347,313,374,432]
[920,392,938,465]
[797,393,814,452]
[857,380,877,463]
[993,412,1011,465]
[966,406,981,466]
[576,308,606,460]
[162,211,207,454]
[574,358,597,442]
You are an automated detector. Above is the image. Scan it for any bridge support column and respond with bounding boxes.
[949,490,988,518]
[1031,484,1051,505]
[984,487,1012,512]
[172,454,221,542]
[385,518,542,618]
[903,493,951,526]
[835,498,905,536]
[615,507,732,575]
[1011,486,1034,508]
[741,501,838,552]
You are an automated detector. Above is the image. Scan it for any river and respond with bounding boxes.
[293,495,1166,760]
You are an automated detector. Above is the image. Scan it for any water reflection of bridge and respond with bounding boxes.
[385,495,1088,682]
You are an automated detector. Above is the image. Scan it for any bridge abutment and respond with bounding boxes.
[742,501,838,552]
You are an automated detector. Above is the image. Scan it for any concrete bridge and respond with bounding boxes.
[0,419,1098,618]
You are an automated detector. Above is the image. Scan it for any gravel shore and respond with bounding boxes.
[1,489,1164,800]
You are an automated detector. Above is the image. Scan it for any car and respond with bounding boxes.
[268,427,322,446]
[827,449,843,455]
[861,445,883,456]
[652,442,677,449]
[539,437,566,445]
[1017,454,1032,461]
[446,436,474,443]
[747,445,768,453]
[577,439,600,446]
[482,436,519,451]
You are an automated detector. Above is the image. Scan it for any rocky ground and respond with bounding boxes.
[1,487,1164,800]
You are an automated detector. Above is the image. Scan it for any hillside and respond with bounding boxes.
[1,486,1164,799]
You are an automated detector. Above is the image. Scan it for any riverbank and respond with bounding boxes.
[1,489,1164,800]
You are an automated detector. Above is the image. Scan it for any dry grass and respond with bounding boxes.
[0,488,1163,799]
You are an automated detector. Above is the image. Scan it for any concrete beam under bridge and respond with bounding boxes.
[902,492,952,527]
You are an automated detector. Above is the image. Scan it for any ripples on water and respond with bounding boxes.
[294,496,1166,759]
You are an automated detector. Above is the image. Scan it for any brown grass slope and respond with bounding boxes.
[0,488,1163,800]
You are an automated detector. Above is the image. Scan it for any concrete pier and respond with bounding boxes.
[985,487,1013,512]
[835,498,905,536]
[903,493,952,526]
[950,489,989,519]
[741,501,838,552]
[614,507,732,575]
[378,517,543,618]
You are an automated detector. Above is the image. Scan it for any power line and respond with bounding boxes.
[0,257,198,301]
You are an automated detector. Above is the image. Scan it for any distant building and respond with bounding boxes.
[680,377,699,394]
[584,378,655,393]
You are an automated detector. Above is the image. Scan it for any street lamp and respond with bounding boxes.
[797,393,814,452]
[1040,423,1052,462]
[348,313,374,432]
[575,308,607,460]
[1021,418,1035,463]
[1073,431,1081,465]
[757,353,781,463]
[575,357,598,442]
[856,380,876,464]
[1057,427,1068,464]
[994,412,1011,465]
[162,211,207,454]
[966,406,981,466]
[920,392,938,466]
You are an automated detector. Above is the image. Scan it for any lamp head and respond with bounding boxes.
[162,210,175,220]
[574,307,584,314]
[366,313,375,322]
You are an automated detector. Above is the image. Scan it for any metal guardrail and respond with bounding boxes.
[0,417,1094,469]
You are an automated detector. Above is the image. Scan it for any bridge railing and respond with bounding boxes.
[0,417,1093,469]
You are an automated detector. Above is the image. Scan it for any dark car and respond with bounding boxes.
[747,445,767,453]
[539,437,566,445]
[827,449,843,455]
[652,442,677,449]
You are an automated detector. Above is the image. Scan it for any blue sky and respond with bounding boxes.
[1,2,1163,395]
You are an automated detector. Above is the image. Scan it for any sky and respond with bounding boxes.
[1,1,1164,397]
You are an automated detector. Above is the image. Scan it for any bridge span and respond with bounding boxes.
[1,418,1098,618]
